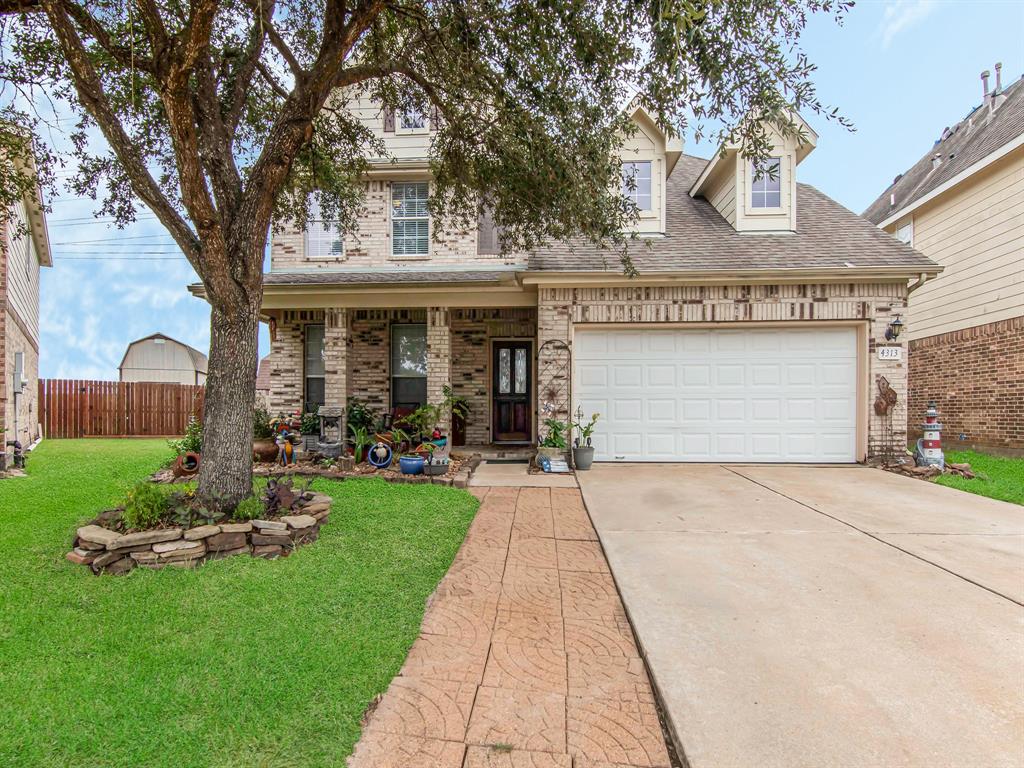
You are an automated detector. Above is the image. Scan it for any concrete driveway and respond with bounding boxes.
[578,464,1024,768]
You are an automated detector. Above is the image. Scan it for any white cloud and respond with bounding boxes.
[877,0,937,49]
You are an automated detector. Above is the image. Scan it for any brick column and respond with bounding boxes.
[267,314,303,414]
[323,307,349,443]
[426,307,451,430]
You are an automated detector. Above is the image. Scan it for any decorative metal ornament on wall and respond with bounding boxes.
[538,337,572,447]
[873,376,899,461]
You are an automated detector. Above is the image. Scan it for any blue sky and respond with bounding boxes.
[38,0,1024,378]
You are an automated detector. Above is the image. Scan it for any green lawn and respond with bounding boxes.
[0,439,478,767]
[934,449,1024,506]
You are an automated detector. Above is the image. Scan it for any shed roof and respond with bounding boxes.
[118,333,208,374]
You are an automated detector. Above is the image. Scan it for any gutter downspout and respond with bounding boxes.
[908,272,929,293]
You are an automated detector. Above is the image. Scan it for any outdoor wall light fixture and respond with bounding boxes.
[885,314,904,341]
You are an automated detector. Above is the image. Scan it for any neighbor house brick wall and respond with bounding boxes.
[537,282,910,459]
[908,316,1024,455]
[270,180,526,272]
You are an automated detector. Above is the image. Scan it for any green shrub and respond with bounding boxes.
[300,411,320,435]
[122,482,169,530]
[168,416,203,455]
[232,494,264,521]
[253,407,274,439]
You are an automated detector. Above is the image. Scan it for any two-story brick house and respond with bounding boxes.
[255,97,938,463]
[1,153,51,469]
[864,65,1023,455]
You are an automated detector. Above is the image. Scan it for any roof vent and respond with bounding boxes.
[991,62,1008,112]
[981,69,991,104]
[892,173,903,185]
[931,154,942,170]
[890,192,896,207]
[940,126,953,142]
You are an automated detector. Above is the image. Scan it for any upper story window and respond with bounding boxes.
[398,105,428,133]
[621,161,653,211]
[895,218,913,245]
[305,199,344,259]
[751,158,782,208]
[392,182,430,256]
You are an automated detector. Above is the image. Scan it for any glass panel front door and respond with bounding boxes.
[492,341,532,443]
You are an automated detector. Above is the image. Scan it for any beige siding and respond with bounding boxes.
[619,110,668,234]
[895,146,1024,340]
[120,338,206,384]
[705,162,737,227]
[6,198,41,344]
[734,138,798,233]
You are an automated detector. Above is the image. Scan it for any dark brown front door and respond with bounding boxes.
[492,341,532,443]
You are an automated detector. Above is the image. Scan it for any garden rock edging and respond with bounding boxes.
[67,493,333,575]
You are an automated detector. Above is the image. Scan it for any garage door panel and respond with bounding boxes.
[574,327,858,463]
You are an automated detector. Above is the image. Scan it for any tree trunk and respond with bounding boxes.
[197,295,261,510]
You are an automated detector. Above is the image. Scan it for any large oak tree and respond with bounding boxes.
[0,0,850,507]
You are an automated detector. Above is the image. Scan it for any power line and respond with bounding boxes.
[55,255,189,261]
[52,234,177,244]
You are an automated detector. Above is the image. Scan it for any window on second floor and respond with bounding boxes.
[751,158,782,208]
[896,218,914,245]
[305,199,344,259]
[392,182,430,256]
[621,161,653,211]
[398,105,427,132]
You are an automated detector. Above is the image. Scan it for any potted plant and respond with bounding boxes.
[442,385,471,447]
[398,453,425,475]
[348,423,373,464]
[537,418,568,461]
[300,411,320,450]
[252,407,278,462]
[572,412,600,470]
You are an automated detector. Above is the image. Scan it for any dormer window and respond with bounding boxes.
[621,161,653,211]
[305,198,344,259]
[751,158,782,208]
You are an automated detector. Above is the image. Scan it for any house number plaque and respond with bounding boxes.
[877,346,902,361]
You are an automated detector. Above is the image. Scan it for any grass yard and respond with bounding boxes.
[0,439,478,767]
[934,449,1024,506]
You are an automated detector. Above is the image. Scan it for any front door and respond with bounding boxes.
[492,341,532,443]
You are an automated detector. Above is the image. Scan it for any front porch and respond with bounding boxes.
[263,306,539,447]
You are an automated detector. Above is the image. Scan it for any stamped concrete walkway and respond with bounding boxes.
[349,486,673,768]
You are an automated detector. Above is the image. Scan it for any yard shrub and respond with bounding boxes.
[253,407,275,439]
[167,417,203,455]
[122,482,169,529]
[232,494,264,521]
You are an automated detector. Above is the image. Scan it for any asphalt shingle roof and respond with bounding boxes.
[262,269,517,286]
[863,75,1024,224]
[526,154,937,274]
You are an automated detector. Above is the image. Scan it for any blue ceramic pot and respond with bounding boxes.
[399,456,425,475]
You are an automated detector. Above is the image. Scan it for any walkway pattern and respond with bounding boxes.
[349,486,672,768]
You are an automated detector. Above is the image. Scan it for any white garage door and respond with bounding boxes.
[574,327,858,463]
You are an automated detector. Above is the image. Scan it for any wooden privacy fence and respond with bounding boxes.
[38,379,205,438]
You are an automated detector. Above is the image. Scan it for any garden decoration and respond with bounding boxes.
[172,452,201,478]
[914,401,945,470]
[572,407,600,471]
[316,405,345,459]
[252,407,278,462]
[399,455,425,475]
[276,426,297,466]
[367,441,393,469]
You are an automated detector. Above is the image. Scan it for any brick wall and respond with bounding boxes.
[538,282,910,459]
[426,308,452,429]
[270,180,526,272]
[908,316,1024,455]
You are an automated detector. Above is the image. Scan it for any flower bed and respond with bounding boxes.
[66,487,333,575]
[251,452,482,487]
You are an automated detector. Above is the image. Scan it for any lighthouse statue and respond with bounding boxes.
[914,401,945,469]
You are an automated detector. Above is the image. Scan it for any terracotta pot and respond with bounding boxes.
[172,452,201,477]
[252,438,278,463]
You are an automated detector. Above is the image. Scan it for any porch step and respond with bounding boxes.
[457,444,536,461]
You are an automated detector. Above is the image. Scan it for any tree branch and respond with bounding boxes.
[38,0,200,262]
[58,1,156,73]
[242,0,305,80]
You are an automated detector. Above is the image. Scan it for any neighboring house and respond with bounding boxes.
[255,354,272,410]
[118,333,208,385]
[0,152,52,468]
[217,96,939,464]
[864,64,1023,454]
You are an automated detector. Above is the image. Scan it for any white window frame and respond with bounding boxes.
[621,161,653,212]
[895,217,914,246]
[304,198,345,260]
[396,105,429,135]
[750,157,782,209]
[391,181,430,258]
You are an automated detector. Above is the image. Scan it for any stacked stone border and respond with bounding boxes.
[66,493,333,575]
